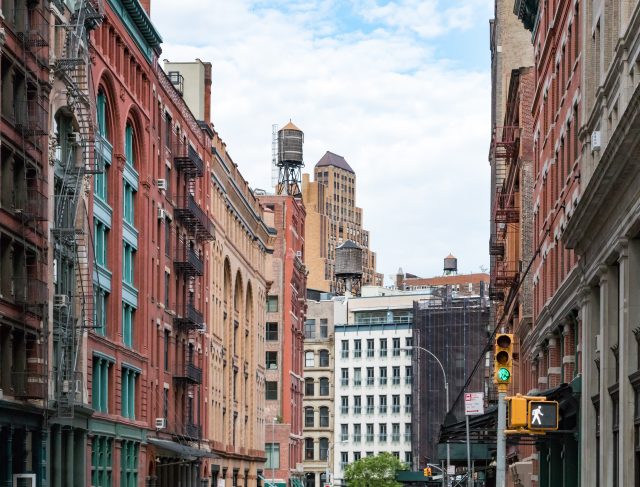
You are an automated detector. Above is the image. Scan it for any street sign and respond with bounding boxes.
[528,400,559,430]
[464,392,484,415]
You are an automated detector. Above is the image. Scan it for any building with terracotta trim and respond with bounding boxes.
[258,193,307,486]
[302,152,381,294]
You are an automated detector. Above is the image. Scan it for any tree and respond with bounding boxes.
[343,452,406,487]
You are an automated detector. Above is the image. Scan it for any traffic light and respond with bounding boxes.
[528,400,559,430]
[493,333,513,386]
[507,395,528,428]
[423,467,432,477]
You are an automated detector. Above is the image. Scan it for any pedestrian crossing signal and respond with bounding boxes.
[423,467,432,477]
[528,400,559,430]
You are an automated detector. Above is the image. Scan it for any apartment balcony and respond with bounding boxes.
[173,138,204,177]
[174,242,204,277]
[174,194,215,241]
[183,422,202,440]
[11,370,47,399]
[173,301,205,332]
[174,362,203,385]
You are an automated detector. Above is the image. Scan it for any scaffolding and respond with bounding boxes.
[51,0,104,419]
[411,295,490,467]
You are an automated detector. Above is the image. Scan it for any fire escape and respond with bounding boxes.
[9,4,51,401]
[171,132,213,440]
[490,126,521,303]
[51,0,104,419]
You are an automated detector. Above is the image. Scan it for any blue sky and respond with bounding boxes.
[153,0,493,280]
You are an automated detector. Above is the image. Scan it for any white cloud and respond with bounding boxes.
[151,0,491,280]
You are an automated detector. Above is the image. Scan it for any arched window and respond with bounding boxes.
[319,437,329,460]
[304,407,314,427]
[97,90,109,139]
[95,90,112,202]
[304,438,314,460]
[304,378,314,396]
[124,123,134,166]
[319,349,329,367]
[319,407,329,427]
[319,377,329,396]
[305,351,315,368]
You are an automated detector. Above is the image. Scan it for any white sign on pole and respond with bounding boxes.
[464,392,484,416]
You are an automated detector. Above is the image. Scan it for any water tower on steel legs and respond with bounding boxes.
[276,120,304,197]
[335,240,363,297]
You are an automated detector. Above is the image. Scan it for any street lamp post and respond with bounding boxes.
[408,345,450,485]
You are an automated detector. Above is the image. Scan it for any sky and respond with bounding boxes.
[151,0,493,281]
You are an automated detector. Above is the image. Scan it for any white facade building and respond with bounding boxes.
[331,289,434,485]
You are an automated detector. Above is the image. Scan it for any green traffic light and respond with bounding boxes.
[498,367,510,382]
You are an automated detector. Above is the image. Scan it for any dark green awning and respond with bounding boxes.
[147,438,218,459]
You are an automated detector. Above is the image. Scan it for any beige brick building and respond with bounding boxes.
[302,152,381,293]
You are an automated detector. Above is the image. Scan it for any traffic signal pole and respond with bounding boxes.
[496,390,507,487]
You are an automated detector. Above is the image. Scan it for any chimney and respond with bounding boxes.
[203,61,212,123]
[140,0,150,14]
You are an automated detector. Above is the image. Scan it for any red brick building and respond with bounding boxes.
[85,1,271,486]
[514,0,583,484]
[259,194,307,486]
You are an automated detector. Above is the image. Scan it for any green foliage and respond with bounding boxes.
[343,452,406,487]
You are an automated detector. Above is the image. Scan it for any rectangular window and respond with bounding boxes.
[304,319,316,339]
[122,303,135,348]
[94,287,108,336]
[392,338,400,356]
[266,296,278,312]
[305,408,314,427]
[265,381,278,400]
[379,395,387,414]
[353,424,361,443]
[354,339,362,358]
[405,394,412,413]
[165,113,172,148]
[379,367,387,385]
[354,396,362,415]
[366,339,374,357]
[265,443,280,469]
[366,423,374,442]
[366,395,374,414]
[320,319,328,338]
[405,366,413,385]
[405,337,413,355]
[163,330,170,371]
[341,396,349,414]
[392,366,400,385]
[380,339,387,357]
[123,181,135,225]
[341,368,349,386]
[94,219,108,268]
[366,367,374,386]
[91,435,113,487]
[164,218,171,257]
[266,351,278,369]
[353,451,361,461]
[92,356,111,413]
[120,440,138,487]
[305,351,315,368]
[392,395,400,414]
[122,243,135,286]
[379,423,387,442]
[164,271,170,308]
[340,452,348,470]
[405,452,413,465]
[341,424,349,442]
[354,368,362,386]
[121,367,138,419]
[341,340,349,358]
[405,423,412,442]
[392,423,400,442]
[266,322,278,341]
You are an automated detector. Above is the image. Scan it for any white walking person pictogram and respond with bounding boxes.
[531,405,544,425]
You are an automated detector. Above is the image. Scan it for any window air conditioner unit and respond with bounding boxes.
[158,208,167,220]
[269,364,277,369]
[591,131,601,151]
[155,417,167,429]
[54,294,69,307]
[157,179,167,191]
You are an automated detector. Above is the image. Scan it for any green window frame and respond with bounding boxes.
[123,181,135,226]
[91,435,113,487]
[93,286,108,336]
[94,218,108,268]
[91,356,111,413]
[95,91,110,201]
[122,303,134,348]
[124,124,134,167]
[120,366,138,419]
[97,92,108,138]
[120,440,139,487]
[122,243,135,286]
[265,443,280,469]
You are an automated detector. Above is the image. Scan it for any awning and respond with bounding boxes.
[147,438,218,460]
[290,479,305,487]
[258,477,286,487]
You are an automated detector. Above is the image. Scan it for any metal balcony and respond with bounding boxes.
[489,285,505,301]
[174,194,215,241]
[494,268,519,288]
[16,8,50,49]
[174,243,204,276]
[15,98,48,137]
[174,362,203,385]
[13,276,48,314]
[173,139,203,177]
[174,302,205,332]
[184,422,202,440]
[489,236,505,257]
[16,187,48,222]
